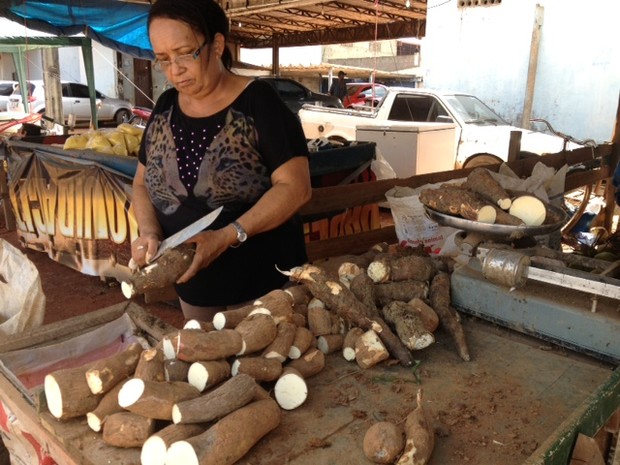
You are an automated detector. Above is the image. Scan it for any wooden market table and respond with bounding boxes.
[0,302,618,465]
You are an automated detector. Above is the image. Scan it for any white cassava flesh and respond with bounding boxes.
[117,378,146,408]
[141,435,168,465]
[476,205,497,223]
[509,195,546,226]
[44,376,63,419]
[187,360,230,392]
[274,368,308,410]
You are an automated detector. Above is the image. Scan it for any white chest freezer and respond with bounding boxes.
[356,123,456,178]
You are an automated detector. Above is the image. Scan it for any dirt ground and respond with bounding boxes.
[0,221,185,329]
[0,212,616,465]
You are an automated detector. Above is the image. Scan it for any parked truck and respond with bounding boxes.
[298,87,581,177]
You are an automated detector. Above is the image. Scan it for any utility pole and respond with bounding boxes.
[41,47,65,133]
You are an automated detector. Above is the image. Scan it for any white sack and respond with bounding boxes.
[0,238,45,336]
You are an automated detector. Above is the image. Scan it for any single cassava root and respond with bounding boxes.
[464,167,511,210]
[85,342,143,394]
[141,423,205,465]
[164,398,281,465]
[396,389,435,465]
[381,301,435,351]
[103,411,156,448]
[429,273,470,362]
[162,329,243,361]
[45,364,102,420]
[117,378,200,420]
[363,421,405,464]
[122,243,195,298]
[172,374,258,424]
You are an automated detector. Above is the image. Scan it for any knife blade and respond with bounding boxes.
[151,206,224,261]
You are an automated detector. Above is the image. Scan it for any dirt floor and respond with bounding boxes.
[0,211,616,465]
[0,221,185,329]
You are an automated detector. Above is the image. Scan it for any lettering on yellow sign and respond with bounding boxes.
[11,170,138,244]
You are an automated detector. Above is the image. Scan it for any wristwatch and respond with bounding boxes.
[230,221,248,247]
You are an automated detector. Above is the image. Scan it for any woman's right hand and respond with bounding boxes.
[131,232,162,268]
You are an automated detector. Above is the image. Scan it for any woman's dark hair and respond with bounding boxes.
[148,0,233,70]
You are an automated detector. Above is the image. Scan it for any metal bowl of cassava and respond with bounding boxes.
[424,201,568,239]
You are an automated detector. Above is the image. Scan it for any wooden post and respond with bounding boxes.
[0,161,16,231]
[507,130,523,163]
[521,5,544,129]
[42,47,64,130]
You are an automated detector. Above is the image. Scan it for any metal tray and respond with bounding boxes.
[424,202,568,238]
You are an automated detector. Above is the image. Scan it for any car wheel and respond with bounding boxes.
[115,109,132,125]
[462,153,503,169]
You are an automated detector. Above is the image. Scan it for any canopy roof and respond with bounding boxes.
[0,0,426,56]
[0,0,152,58]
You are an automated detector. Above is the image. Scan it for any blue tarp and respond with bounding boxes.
[0,0,153,59]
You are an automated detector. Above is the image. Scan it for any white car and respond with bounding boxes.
[8,80,133,125]
[299,87,584,177]
[0,80,18,112]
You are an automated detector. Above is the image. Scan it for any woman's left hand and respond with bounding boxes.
[175,227,233,283]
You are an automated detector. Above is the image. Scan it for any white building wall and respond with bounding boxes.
[422,0,620,143]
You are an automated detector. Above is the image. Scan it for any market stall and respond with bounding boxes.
[0,141,618,465]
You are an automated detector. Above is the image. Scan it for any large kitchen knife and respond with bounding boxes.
[151,206,224,261]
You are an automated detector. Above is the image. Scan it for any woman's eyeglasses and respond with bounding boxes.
[152,41,208,72]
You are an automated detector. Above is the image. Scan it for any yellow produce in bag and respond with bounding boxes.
[117,122,144,137]
[63,134,89,150]
[105,130,129,156]
[124,133,140,156]
[86,133,115,154]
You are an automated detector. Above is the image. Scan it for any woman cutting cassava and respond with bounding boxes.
[131,0,312,322]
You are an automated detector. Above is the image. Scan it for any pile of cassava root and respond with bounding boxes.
[420,167,554,227]
[43,242,467,465]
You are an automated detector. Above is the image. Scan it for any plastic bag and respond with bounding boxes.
[0,239,45,336]
[385,184,461,254]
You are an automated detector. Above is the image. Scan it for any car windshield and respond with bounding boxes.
[360,87,386,99]
[443,94,508,126]
[0,83,14,96]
